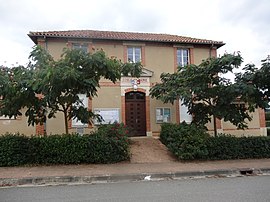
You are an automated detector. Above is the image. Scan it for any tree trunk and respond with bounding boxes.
[64,110,69,134]
[213,115,217,137]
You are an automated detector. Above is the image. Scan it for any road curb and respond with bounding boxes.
[1,167,270,187]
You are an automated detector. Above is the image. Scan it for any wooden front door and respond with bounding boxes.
[125,92,146,136]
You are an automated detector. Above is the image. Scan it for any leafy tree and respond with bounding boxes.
[235,56,270,110]
[258,57,270,103]
[0,65,45,124]
[0,46,142,134]
[150,53,254,136]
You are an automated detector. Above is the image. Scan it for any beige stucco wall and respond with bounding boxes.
[92,87,121,107]
[93,43,175,83]
[45,112,66,135]
[45,87,121,134]
[145,45,174,82]
[221,128,264,137]
[150,98,176,134]
[94,42,124,61]
[205,108,265,136]
[0,108,35,135]
[45,105,95,135]
[222,109,260,129]
[193,47,210,65]
[92,86,122,120]
[46,41,67,60]
[221,108,264,136]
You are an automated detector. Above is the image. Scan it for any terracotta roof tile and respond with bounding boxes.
[28,30,225,47]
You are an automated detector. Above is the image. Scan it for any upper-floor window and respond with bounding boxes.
[177,49,189,67]
[72,43,88,53]
[128,47,141,63]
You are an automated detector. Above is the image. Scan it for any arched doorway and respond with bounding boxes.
[125,92,146,136]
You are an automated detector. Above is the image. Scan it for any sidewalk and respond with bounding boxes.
[1,159,270,187]
[1,138,270,187]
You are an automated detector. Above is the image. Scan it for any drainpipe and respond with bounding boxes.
[209,43,214,58]
[210,43,218,136]
[44,36,48,51]
[43,36,47,135]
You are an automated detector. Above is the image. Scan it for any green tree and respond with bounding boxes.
[0,46,142,134]
[235,56,270,110]
[0,65,44,124]
[150,53,253,136]
[258,56,270,103]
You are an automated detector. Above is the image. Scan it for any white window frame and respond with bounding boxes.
[72,43,88,53]
[156,107,171,123]
[177,49,189,67]
[0,116,15,120]
[127,47,141,63]
[93,108,120,125]
[179,100,192,123]
[72,94,88,127]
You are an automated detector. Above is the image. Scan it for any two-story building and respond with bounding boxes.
[0,30,266,136]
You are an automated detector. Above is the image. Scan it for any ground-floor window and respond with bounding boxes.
[156,108,171,123]
[0,116,15,120]
[93,108,120,124]
[180,101,192,123]
[72,94,88,127]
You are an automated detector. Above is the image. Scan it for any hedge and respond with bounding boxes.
[0,123,130,167]
[206,135,270,160]
[160,123,270,160]
[265,112,270,120]
[160,122,209,160]
[0,134,29,166]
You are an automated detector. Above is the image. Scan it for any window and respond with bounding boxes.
[231,102,246,110]
[156,108,171,123]
[177,49,189,67]
[127,47,141,63]
[0,116,15,120]
[93,108,120,125]
[179,100,192,123]
[72,94,88,127]
[72,43,88,53]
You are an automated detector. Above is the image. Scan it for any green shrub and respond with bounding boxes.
[0,133,29,166]
[93,123,130,163]
[206,135,243,160]
[242,137,270,158]
[86,134,130,163]
[160,122,209,160]
[0,123,130,166]
[265,112,270,120]
[161,123,270,160]
[27,134,90,165]
[206,135,270,160]
[97,122,130,140]
[160,123,181,146]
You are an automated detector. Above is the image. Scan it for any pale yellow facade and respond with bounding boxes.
[0,108,35,135]
[0,30,266,137]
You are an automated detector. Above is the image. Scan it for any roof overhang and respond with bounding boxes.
[28,30,225,49]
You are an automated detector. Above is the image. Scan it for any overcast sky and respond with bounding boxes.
[0,0,269,68]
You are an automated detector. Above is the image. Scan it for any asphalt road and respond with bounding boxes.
[1,176,270,202]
